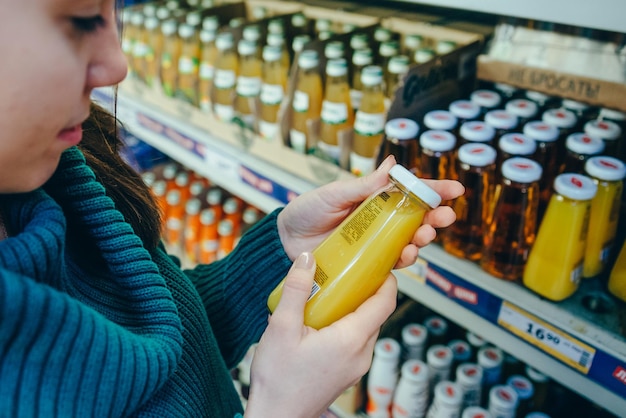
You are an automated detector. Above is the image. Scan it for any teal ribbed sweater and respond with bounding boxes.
[0,147,292,417]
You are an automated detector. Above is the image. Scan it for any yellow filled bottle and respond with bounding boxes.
[259,45,288,140]
[267,164,441,329]
[212,32,238,123]
[385,55,410,99]
[523,173,597,301]
[351,65,386,177]
[266,32,290,75]
[159,19,180,97]
[319,58,353,164]
[582,156,625,277]
[234,39,262,129]
[175,23,201,105]
[350,48,374,112]
[198,28,217,111]
[608,241,626,302]
[141,16,162,87]
[290,50,323,154]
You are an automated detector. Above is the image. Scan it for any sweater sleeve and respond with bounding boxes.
[0,267,182,417]
[184,208,292,367]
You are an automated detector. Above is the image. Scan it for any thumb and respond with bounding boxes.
[273,252,317,329]
[339,155,397,205]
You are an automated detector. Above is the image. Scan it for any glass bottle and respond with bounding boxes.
[350,32,369,51]
[542,108,578,160]
[128,11,145,75]
[175,23,201,105]
[319,58,353,164]
[212,32,238,123]
[484,110,519,144]
[351,65,386,177]
[266,32,290,74]
[403,34,425,57]
[584,119,623,158]
[481,158,542,281]
[234,39,262,129]
[198,28,218,111]
[141,16,162,87]
[583,156,625,278]
[291,34,311,57]
[598,107,626,160]
[418,130,456,180]
[413,47,436,64]
[608,241,626,302]
[385,55,410,98]
[258,45,288,140]
[267,165,441,329]
[493,82,521,102]
[290,12,309,38]
[525,90,559,114]
[379,40,400,77]
[523,121,560,218]
[377,118,420,174]
[290,50,323,154]
[324,40,345,60]
[459,121,496,147]
[423,110,458,134]
[424,316,449,348]
[350,48,374,112]
[159,19,180,97]
[505,98,539,127]
[470,89,502,117]
[560,132,605,174]
[523,173,597,301]
[443,143,497,261]
[562,99,597,130]
[367,338,402,418]
[392,360,430,418]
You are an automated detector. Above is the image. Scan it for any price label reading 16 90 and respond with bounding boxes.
[497,301,596,374]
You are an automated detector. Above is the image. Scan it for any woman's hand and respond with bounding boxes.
[277,155,465,267]
[245,253,398,418]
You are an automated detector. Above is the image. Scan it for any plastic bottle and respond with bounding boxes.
[401,323,428,362]
[424,316,449,348]
[426,345,454,390]
[443,143,497,261]
[212,32,238,122]
[267,164,441,329]
[223,196,243,237]
[523,121,560,217]
[608,241,626,302]
[465,332,487,362]
[523,173,597,301]
[583,156,625,277]
[183,198,202,263]
[151,180,168,224]
[559,133,605,175]
[477,347,504,400]
[234,39,262,129]
[481,158,542,281]
[506,375,535,417]
[165,189,184,247]
[205,186,224,220]
[319,58,353,164]
[505,98,539,127]
[367,338,402,418]
[524,367,549,413]
[448,340,472,376]
[461,406,492,418]
[198,28,218,111]
[391,360,430,418]
[159,19,180,97]
[385,55,410,98]
[425,381,463,418]
[350,48,374,112]
[258,45,288,140]
[470,89,502,117]
[377,118,420,174]
[456,363,484,409]
[198,207,219,264]
[585,119,623,158]
[418,130,456,180]
[487,385,519,418]
[351,65,386,177]
[290,50,323,155]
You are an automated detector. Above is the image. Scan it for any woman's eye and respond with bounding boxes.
[71,15,105,33]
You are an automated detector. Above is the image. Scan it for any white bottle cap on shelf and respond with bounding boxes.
[466,331,487,348]
[448,340,472,362]
[449,100,481,120]
[145,16,159,31]
[495,82,519,96]
[161,19,178,36]
[585,119,622,140]
[584,156,626,181]
[470,89,501,109]
[424,110,458,131]
[458,143,497,167]
[262,45,282,62]
[186,11,202,27]
[505,99,538,119]
[399,359,429,383]
[413,47,435,64]
[525,365,549,382]
[462,406,493,418]
[599,107,626,121]
[350,33,369,50]
[385,118,419,140]
[268,19,284,34]
[499,133,537,156]
[543,108,577,129]
[562,99,590,112]
[242,25,261,41]
[292,35,311,53]
[553,173,597,201]
[324,41,345,59]
[202,16,219,32]
[506,375,535,400]
[402,323,428,347]
[433,381,463,406]
[420,130,456,152]
[485,110,518,130]
[380,40,400,57]
[404,34,424,50]
[215,32,234,50]
[361,65,383,86]
[353,48,373,66]
[456,363,484,386]
[374,27,393,42]
[427,345,454,368]
[523,121,559,142]
[266,32,285,47]
[388,55,410,75]
[460,121,496,143]
[200,29,216,43]
[424,315,448,336]
[298,50,319,69]
[478,346,503,369]
[130,10,144,26]
[237,39,257,56]
[489,385,519,413]
[565,133,605,155]
[525,90,551,105]
[374,338,401,359]
[178,23,194,39]
[326,58,348,77]
[501,157,542,183]
[389,165,442,208]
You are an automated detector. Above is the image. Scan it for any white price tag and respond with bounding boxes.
[204,149,241,181]
[498,301,596,374]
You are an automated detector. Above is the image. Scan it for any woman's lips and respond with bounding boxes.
[57,124,83,146]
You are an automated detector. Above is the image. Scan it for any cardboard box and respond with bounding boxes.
[476,55,626,112]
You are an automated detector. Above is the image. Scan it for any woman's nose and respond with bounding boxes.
[86,14,128,90]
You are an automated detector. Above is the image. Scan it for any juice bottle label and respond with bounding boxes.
[289,129,307,153]
[199,62,214,80]
[236,76,262,97]
[293,91,310,112]
[259,120,279,139]
[214,69,236,89]
[350,152,376,177]
[354,112,385,136]
[213,104,234,122]
[260,84,284,105]
[350,89,363,110]
[178,56,198,74]
[318,141,341,162]
[321,101,348,125]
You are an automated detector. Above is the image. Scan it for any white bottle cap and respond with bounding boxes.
[470,89,502,109]
[298,50,319,69]
[402,323,428,347]
[495,82,519,97]
[420,130,456,152]
[130,11,144,26]
[350,33,369,50]
[374,27,393,42]
[380,40,400,57]
[456,363,484,386]
[427,345,453,368]
[361,65,383,86]
[186,11,202,27]
[506,375,535,400]
[399,359,429,383]
[266,32,285,47]
[585,119,622,141]
[315,18,331,33]
[388,55,410,75]
[156,7,171,21]
[436,40,457,55]
[525,366,549,383]
[460,121,496,143]
[404,34,424,50]
[145,16,159,31]
[525,90,551,105]
[262,45,282,62]
[423,110,458,131]
[433,381,463,406]
[353,48,373,66]
[202,16,219,32]
[565,133,605,155]
[505,99,538,119]
[238,39,257,56]
[385,118,419,140]
[458,143,497,167]
[466,332,487,347]
[389,165,442,208]
[374,338,401,360]
[165,189,181,206]
[291,12,307,27]
[218,218,234,236]
[462,406,493,418]
[185,198,202,215]
[267,19,284,34]
[489,385,519,411]
[553,173,597,201]
[200,208,217,225]
[499,133,537,156]
[161,19,178,36]
[501,157,542,183]
[326,58,348,77]
[584,156,626,181]
[200,29,216,43]
[485,110,518,130]
[448,340,471,362]
[599,107,626,121]
[562,99,590,112]
[324,41,345,59]
[523,121,559,142]
[424,315,448,336]
[292,35,311,53]
[215,32,234,50]
[478,347,503,369]
[414,48,435,64]
[449,100,481,120]
[178,23,195,39]
[542,108,577,129]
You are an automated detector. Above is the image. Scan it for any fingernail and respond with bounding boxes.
[375,155,395,171]
[293,252,314,271]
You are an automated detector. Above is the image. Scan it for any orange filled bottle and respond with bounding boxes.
[267,164,441,329]
[258,45,288,140]
[290,50,323,154]
[319,58,353,164]
[523,173,597,301]
[175,23,201,105]
[198,28,218,112]
[159,19,180,97]
[198,208,219,264]
[164,189,184,248]
[217,219,236,260]
[212,32,238,123]
[234,39,262,129]
[417,130,456,180]
[183,198,202,264]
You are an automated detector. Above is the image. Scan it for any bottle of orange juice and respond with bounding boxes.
[290,50,323,154]
[259,45,288,140]
[608,241,626,302]
[266,32,290,74]
[212,32,239,122]
[319,58,353,164]
[523,173,597,301]
[267,164,441,329]
[582,156,625,278]
[159,19,180,97]
[234,39,262,129]
[141,16,162,87]
[198,28,218,111]
[351,65,386,177]
[175,23,201,105]
[350,48,374,112]
[385,55,410,99]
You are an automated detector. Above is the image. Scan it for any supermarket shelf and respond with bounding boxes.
[397,244,626,416]
[394,0,625,33]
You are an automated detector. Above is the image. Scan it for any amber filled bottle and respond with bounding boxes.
[212,32,238,123]
[481,157,542,280]
[234,39,262,129]
[350,48,374,112]
[290,50,323,154]
[175,23,201,105]
[159,19,180,97]
[259,45,288,140]
[377,118,420,174]
[560,133,605,175]
[523,121,560,218]
[385,55,410,99]
[319,58,353,164]
[198,28,218,111]
[585,119,623,158]
[418,130,456,180]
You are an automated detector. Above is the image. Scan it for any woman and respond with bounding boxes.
[0,1,463,417]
